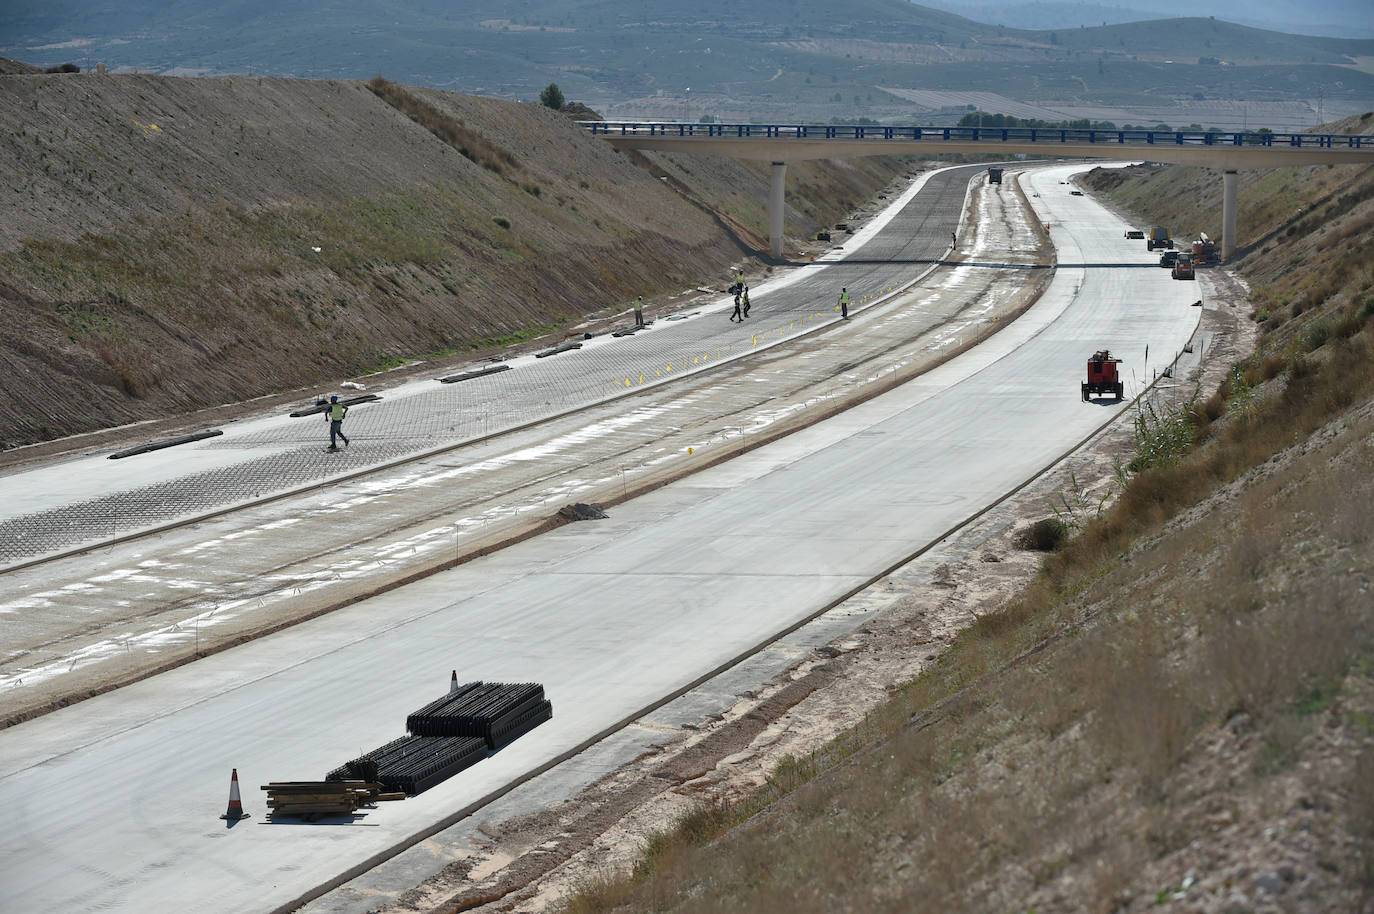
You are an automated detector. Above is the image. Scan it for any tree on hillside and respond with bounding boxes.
[540,83,565,110]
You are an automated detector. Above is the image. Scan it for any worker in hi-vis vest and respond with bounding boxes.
[839,287,851,320]
[325,395,350,451]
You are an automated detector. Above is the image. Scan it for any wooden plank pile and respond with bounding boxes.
[261,780,404,821]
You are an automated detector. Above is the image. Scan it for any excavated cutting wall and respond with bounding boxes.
[0,69,910,449]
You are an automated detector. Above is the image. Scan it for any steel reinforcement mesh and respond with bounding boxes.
[407,681,549,747]
[0,166,973,565]
[327,734,488,795]
[324,681,553,794]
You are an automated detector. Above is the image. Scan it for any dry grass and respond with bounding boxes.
[559,383,1374,911]
[1,73,914,448]
[367,76,518,176]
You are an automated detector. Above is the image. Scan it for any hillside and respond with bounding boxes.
[6,1,1372,126]
[924,0,1374,36]
[0,67,912,451]
[542,120,1374,913]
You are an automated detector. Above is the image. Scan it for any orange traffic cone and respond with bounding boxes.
[220,768,250,820]
[449,670,459,693]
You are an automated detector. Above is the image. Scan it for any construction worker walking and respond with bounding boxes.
[838,287,851,320]
[325,395,350,450]
[741,285,751,319]
[729,287,743,322]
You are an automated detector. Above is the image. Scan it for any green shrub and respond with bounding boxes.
[539,82,565,110]
[492,216,511,229]
[1015,518,1070,551]
[1302,320,1331,351]
[1130,397,1197,472]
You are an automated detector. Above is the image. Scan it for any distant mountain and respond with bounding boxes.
[3,0,1371,124]
[920,0,1374,38]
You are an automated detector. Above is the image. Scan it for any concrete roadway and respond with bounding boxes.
[0,165,1202,913]
[0,163,975,567]
[2,161,1022,723]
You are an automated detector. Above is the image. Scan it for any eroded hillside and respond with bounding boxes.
[0,68,910,449]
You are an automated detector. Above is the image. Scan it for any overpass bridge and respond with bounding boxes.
[583,121,1374,260]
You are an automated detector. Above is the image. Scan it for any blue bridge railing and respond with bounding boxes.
[582,122,1373,149]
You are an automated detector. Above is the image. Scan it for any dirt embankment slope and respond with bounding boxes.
[0,68,909,450]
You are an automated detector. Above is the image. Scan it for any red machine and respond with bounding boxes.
[1172,253,1195,280]
[1192,233,1219,263]
[1082,350,1124,401]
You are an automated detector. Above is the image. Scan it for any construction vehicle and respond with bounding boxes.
[1159,250,1180,268]
[987,166,1003,184]
[1191,233,1219,263]
[1082,350,1124,401]
[1146,226,1173,251]
[1171,253,1196,280]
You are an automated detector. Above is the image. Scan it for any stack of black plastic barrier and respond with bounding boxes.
[407,681,553,750]
[325,681,552,795]
[327,735,487,795]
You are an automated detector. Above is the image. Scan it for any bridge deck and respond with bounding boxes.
[585,122,1374,168]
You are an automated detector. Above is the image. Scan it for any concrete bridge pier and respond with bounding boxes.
[769,161,786,259]
[1222,169,1238,260]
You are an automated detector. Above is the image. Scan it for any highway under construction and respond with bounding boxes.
[0,161,1211,914]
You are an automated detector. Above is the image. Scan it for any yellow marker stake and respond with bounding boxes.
[752,335,758,346]
[639,373,644,384]
[624,377,631,387]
